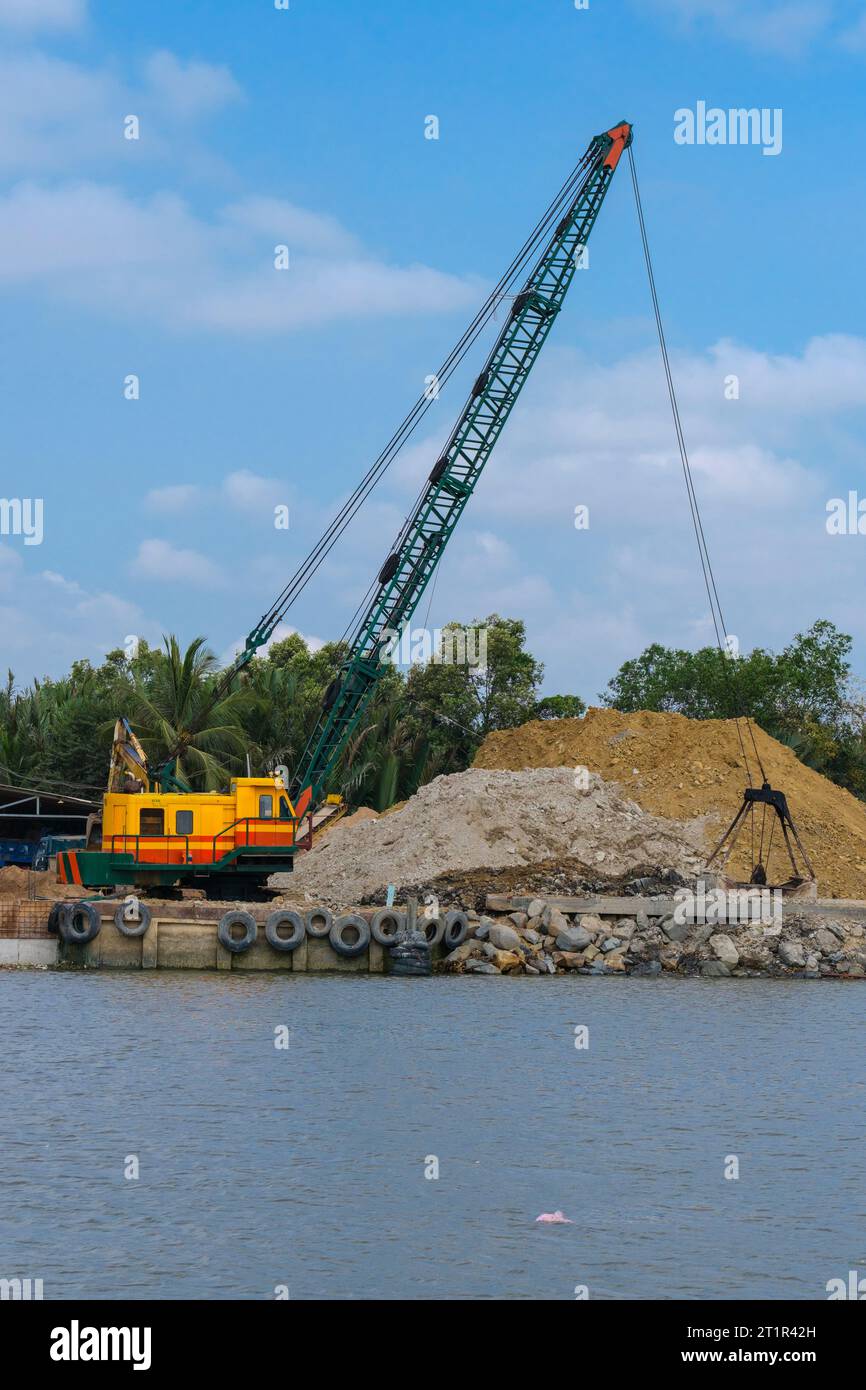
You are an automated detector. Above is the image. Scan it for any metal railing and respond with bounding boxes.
[211,814,313,857]
[108,833,192,863]
[107,813,314,866]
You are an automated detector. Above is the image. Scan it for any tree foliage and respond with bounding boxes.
[2,616,863,809]
[602,619,866,795]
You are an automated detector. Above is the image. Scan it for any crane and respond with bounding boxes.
[289,120,633,817]
[60,120,633,896]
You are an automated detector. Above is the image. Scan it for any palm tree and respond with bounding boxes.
[128,636,252,789]
[0,671,40,783]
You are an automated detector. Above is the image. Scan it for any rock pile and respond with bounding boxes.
[279,766,708,908]
[441,899,866,978]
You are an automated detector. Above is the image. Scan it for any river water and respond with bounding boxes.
[0,971,862,1300]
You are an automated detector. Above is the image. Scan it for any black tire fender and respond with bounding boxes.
[330,913,371,958]
[422,914,445,947]
[305,907,333,938]
[443,910,469,948]
[370,907,404,946]
[47,902,64,935]
[114,899,152,938]
[218,910,257,953]
[59,901,102,945]
[265,910,305,952]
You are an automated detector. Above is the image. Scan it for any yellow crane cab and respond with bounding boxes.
[59,772,312,897]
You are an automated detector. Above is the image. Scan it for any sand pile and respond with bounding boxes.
[0,865,32,897]
[0,865,83,900]
[281,766,708,907]
[474,708,866,898]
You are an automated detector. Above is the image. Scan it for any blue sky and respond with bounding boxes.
[1,0,865,700]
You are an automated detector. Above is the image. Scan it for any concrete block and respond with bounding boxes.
[18,940,58,966]
[0,940,19,965]
[306,935,369,972]
[157,922,216,970]
[232,933,293,971]
[97,923,143,969]
[141,917,160,969]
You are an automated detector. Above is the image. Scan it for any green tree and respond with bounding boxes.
[403,614,545,774]
[534,694,586,720]
[128,636,252,789]
[601,620,866,799]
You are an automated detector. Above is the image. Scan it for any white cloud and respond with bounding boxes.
[470,530,512,566]
[377,333,866,696]
[143,50,241,118]
[646,0,833,58]
[0,0,85,31]
[222,470,287,513]
[0,48,242,175]
[0,43,479,331]
[457,335,865,529]
[144,484,203,514]
[221,196,358,256]
[131,539,225,588]
[0,544,163,681]
[0,54,121,173]
[0,181,482,333]
[839,12,866,52]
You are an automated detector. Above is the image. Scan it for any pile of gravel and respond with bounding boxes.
[273,766,709,908]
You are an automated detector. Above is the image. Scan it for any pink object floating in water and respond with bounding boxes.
[535,1210,572,1224]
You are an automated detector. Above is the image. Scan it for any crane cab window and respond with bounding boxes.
[259,795,273,819]
[140,809,164,837]
[279,796,291,820]
[176,810,193,835]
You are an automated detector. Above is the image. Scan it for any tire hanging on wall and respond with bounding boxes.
[421,915,445,947]
[305,907,333,938]
[443,910,469,948]
[218,910,257,954]
[330,914,371,958]
[370,908,404,946]
[59,901,102,945]
[114,900,152,938]
[265,910,305,953]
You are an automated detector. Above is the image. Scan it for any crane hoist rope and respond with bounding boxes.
[627,143,764,790]
[626,144,813,887]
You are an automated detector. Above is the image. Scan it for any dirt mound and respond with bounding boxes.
[474,708,866,897]
[0,865,32,898]
[0,865,84,900]
[279,766,708,908]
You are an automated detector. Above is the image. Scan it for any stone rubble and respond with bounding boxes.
[439,901,866,979]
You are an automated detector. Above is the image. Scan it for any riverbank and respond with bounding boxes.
[2,887,865,977]
[442,893,866,978]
